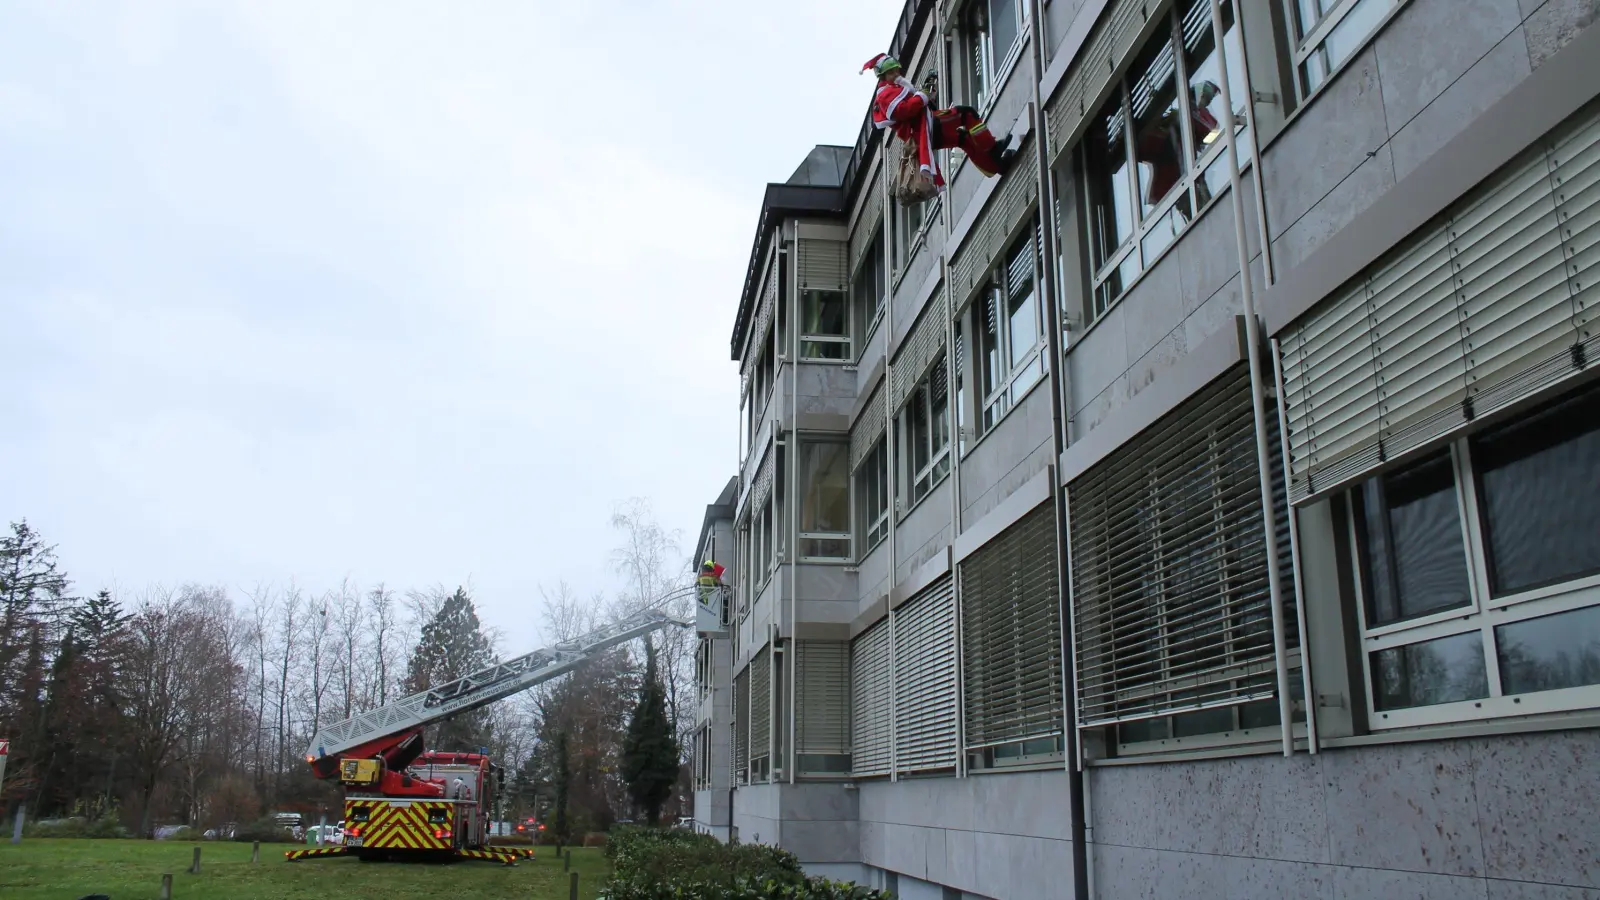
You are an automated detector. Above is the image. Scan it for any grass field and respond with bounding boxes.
[0,838,611,900]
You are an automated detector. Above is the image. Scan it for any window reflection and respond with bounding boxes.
[1129,33,1186,214]
[1372,631,1489,711]
[1359,452,1473,626]
[1497,605,1600,696]
[1086,97,1135,270]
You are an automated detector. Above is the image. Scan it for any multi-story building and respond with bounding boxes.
[691,0,1600,896]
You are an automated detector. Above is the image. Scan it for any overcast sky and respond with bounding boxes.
[0,0,901,652]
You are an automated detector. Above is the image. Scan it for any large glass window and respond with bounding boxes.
[956,0,1024,111]
[903,355,952,507]
[973,220,1046,433]
[800,290,850,361]
[799,441,852,561]
[856,438,890,554]
[852,228,887,346]
[1080,0,1248,317]
[1286,0,1402,100]
[1349,381,1600,726]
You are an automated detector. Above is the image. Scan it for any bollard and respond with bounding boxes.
[10,804,23,844]
[190,845,202,874]
[563,850,570,872]
[251,840,260,864]
[160,874,173,900]
[569,871,579,900]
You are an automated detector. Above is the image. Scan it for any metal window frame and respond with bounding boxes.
[1083,0,1251,318]
[1346,433,1600,731]
[798,438,854,563]
[976,217,1050,431]
[1285,0,1406,101]
[799,287,853,362]
[905,356,954,507]
[856,438,892,555]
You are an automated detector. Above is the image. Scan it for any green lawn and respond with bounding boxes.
[0,838,610,900]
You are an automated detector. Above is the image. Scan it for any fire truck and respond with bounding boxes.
[287,604,696,865]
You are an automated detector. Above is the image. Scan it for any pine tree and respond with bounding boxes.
[403,587,496,751]
[0,521,72,686]
[620,639,679,826]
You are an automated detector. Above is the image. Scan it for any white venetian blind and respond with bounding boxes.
[960,503,1065,750]
[1069,366,1294,728]
[732,667,749,780]
[850,620,893,777]
[1281,104,1600,503]
[749,645,772,772]
[796,641,852,760]
[892,575,958,774]
[797,238,849,293]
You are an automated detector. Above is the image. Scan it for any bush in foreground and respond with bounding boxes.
[231,818,297,844]
[605,826,892,900]
[24,817,131,839]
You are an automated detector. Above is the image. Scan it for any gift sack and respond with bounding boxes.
[893,138,938,206]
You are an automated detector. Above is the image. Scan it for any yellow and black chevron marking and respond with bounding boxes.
[346,799,453,851]
[458,848,519,866]
[284,847,350,861]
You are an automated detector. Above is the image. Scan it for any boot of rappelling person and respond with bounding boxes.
[863,53,1017,178]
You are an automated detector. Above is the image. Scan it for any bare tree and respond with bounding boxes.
[367,584,400,707]
[332,579,364,720]
[607,499,695,747]
[272,586,304,797]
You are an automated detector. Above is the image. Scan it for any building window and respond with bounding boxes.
[856,438,890,554]
[894,193,931,271]
[800,290,850,361]
[852,228,887,345]
[973,220,1046,433]
[798,440,851,561]
[1081,0,1248,316]
[1348,381,1600,728]
[956,0,1024,111]
[954,319,969,456]
[903,355,952,507]
[1286,0,1401,100]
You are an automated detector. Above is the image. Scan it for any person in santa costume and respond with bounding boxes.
[863,53,1017,181]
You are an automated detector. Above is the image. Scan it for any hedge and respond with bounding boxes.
[22,817,131,839]
[603,827,893,900]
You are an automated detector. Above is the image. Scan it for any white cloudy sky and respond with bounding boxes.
[0,0,900,650]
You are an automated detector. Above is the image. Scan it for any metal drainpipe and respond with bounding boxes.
[881,157,900,787]
[936,3,969,783]
[787,237,800,792]
[1026,3,1090,899]
[1207,0,1294,757]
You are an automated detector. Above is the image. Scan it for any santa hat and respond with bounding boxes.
[861,53,901,76]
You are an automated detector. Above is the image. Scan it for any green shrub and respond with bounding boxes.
[231,818,297,844]
[23,816,130,839]
[82,817,132,839]
[604,826,891,899]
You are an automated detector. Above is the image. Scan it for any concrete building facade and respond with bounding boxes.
[691,0,1600,897]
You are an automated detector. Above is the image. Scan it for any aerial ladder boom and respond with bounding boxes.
[305,600,694,768]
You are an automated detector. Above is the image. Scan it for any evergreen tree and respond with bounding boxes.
[0,521,71,685]
[403,587,496,751]
[552,730,571,844]
[620,639,679,826]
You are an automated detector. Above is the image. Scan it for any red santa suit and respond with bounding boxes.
[866,60,944,191]
[931,106,1010,177]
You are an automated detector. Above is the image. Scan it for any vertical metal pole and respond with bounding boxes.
[191,846,202,874]
[1272,338,1319,752]
[785,241,799,795]
[569,871,580,900]
[160,874,173,900]
[252,840,261,863]
[881,140,900,787]
[1208,0,1294,757]
[10,804,22,844]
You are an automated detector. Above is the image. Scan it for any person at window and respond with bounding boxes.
[862,53,1017,187]
[1133,80,1221,219]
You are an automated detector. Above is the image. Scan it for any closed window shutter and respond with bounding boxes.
[850,620,893,776]
[1069,365,1290,728]
[1045,0,1153,163]
[950,148,1039,306]
[1281,106,1600,503]
[960,502,1065,750]
[798,238,849,293]
[852,386,888,471]
[796,641,851,757]
[893,575,958,773]
[750,645,771,769]
[733,668,749,779]
[891,293,950,412]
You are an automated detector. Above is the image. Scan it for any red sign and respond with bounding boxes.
[0,739,8,756]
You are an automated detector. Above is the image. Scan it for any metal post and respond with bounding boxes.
[190,846,202,874]
[1272,337,1319,752]
[317,811,326,846]
[563,849,571,872]
[11,804,22,844]
[251,840,260,864]
[569,871,580,900]
[1208,0,1294,757]
[160,874,173,900]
